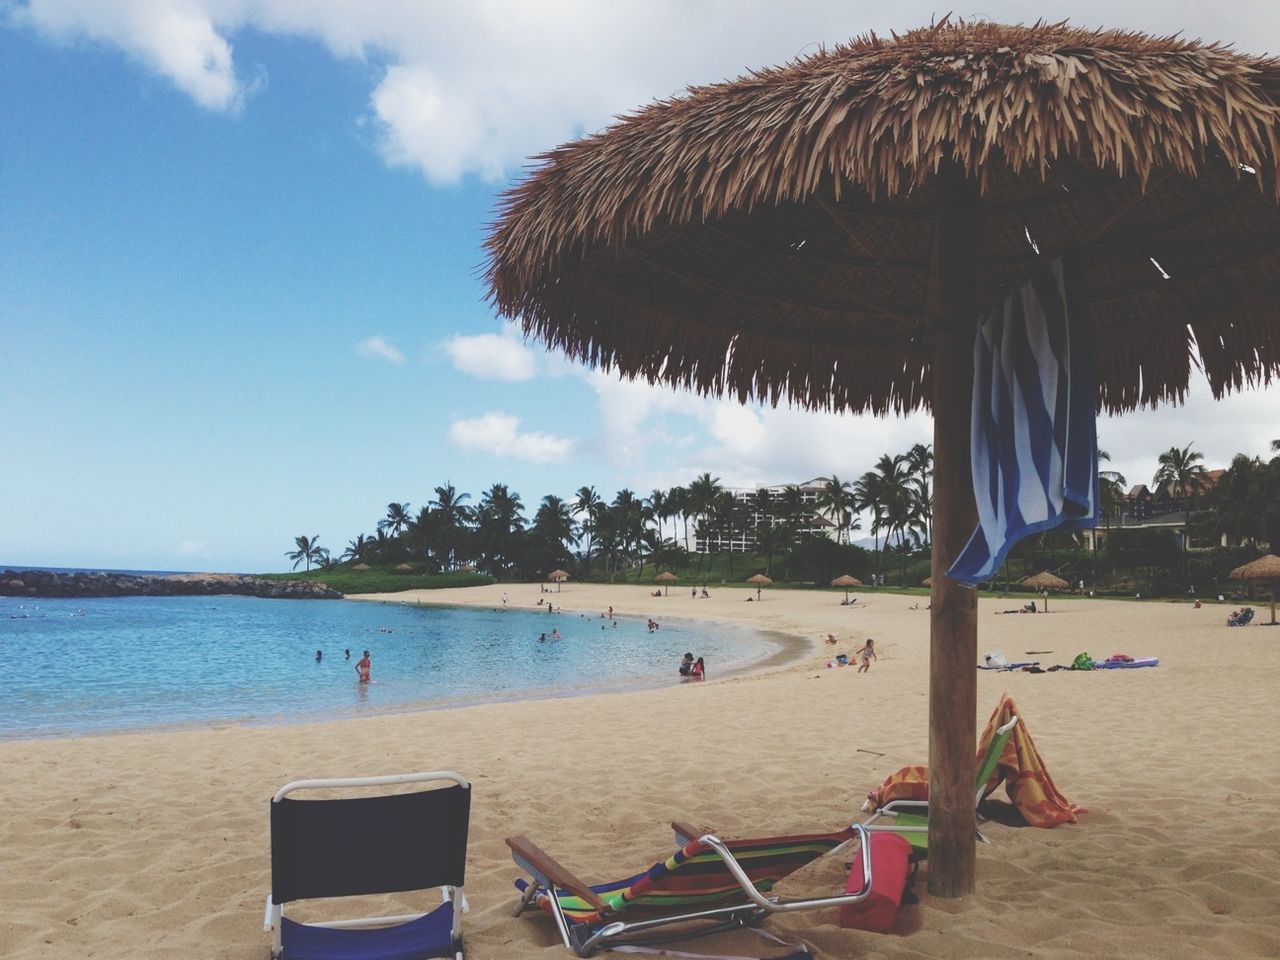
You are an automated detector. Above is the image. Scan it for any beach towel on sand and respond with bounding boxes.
[864,695,1086,828]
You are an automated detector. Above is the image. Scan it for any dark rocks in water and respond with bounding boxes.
[0,570,343,600]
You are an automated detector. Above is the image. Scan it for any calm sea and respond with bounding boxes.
[0,594,776,740]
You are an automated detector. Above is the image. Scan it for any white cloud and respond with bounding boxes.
[449,411,575,463]
[20,0,242,110]
[177,539,208,557]
[356,335,405,364]
[444,332,536,381]
[21,2,1280,181]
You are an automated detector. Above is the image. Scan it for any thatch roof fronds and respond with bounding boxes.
[486,19,1280,416]
[1230,554,1280,580]
[1022,571,1070,590]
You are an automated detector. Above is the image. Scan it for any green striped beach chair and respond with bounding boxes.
[508,821,875,956]
[860,714,1019,852]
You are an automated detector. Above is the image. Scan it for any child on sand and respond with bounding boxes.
[854,639,877,673]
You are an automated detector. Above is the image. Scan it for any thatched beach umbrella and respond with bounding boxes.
[548,569,571,592]
[486,20,1280,897]
[1022,571,1070,611]
[394,563,413,574]
[746,573,773,600]
[351,563,370,571]
[921,577,933,588]
[1230,554,1280,624]
[655,570,679,596]
[832,573,862,602]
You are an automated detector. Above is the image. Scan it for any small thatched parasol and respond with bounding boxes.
[486,19,1280,898]
[351,563,370,571]
[1022,571,1070,611]
[746,573,773,600]
[548,569,571,592]
[1230,554,1280,624]
[922,577,933,588]
[832,573,862,602]
[655,571,679,596]
[394,563,414,573]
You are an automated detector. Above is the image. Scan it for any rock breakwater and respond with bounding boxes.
[0,569,343,600]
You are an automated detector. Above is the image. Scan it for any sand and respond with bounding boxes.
[2,584,1278,959]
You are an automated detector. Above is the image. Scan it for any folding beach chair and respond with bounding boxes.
[265,771,471,960]
[861,715,1018,852]
[508,821,876,956]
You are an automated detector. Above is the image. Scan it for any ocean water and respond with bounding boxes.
[0,595,776,740]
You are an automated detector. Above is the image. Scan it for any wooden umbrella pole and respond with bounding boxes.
[926,160,981,898]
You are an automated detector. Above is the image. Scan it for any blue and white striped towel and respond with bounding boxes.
[947,255,1098,587]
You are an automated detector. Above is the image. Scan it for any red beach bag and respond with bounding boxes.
[839,832,912,933]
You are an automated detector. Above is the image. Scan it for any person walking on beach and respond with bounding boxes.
[854,639,877,673]
[355,650,372,683]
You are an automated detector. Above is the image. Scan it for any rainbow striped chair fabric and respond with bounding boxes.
[508,821,874,956]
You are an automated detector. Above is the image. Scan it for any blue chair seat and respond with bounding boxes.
[281,902,456,960]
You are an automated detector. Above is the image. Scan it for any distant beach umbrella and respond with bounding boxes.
[1021,571,1069,611]
[548,569,571,592]
[1230,554,1280,625]
[921,577,933,588]
[655,571,679,596]
[485,18,1280,897]
[352,563,370,571]
[746,573,773,600]
[394,563,414,573]
[832,574,862,602]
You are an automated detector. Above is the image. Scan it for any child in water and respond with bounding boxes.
[679,652,694,677]
[691,656,705,681]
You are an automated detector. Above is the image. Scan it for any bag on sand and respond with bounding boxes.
[1071,652,1095,671]
[839,833,913,933]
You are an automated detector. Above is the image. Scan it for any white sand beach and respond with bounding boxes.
[2,585,1278,959]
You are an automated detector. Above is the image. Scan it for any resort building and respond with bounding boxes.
[690,477,837,554]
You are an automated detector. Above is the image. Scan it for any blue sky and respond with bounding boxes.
[2,1,1277,573]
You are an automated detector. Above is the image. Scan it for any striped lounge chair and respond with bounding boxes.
[507,821,874,956]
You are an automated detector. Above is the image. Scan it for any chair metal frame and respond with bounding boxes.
[510,822,875,957]
[265,770,470,960]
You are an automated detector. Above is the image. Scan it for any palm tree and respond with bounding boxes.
[666,485,690,551]
[341,534,371,563]
[687,472,723,574]
[904,443,934,545]
[429,483,472,571]
[531,494,576,574]
[1273,439,1280,453]
[572,486,603,573]
[1095,450,1127,581]
[817,476,854,543]
[381,502,412,537]
[853,471,884,559]
[285,534,321,571]
[1153,443,1208,561]
[646,489,669,542]
[872,454,910,577]
[475,484,525,578]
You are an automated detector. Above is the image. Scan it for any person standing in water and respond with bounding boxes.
[314,649,323,663]
[355,650,372,683]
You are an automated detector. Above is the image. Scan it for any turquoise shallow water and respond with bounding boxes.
[0,595,776,739]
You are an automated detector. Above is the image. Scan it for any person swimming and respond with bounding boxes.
[314,649,323,663]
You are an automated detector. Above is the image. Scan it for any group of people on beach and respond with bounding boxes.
[824,634,877,672]
[678,652,705,681]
